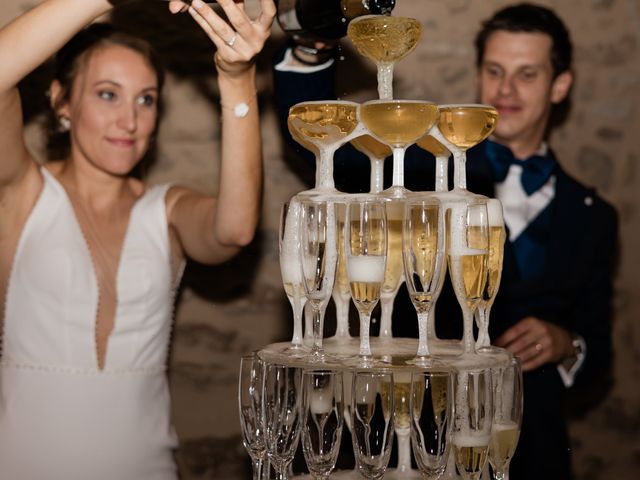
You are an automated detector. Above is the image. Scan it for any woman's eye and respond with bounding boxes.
[98,90,115,101]
[137,94,157,107]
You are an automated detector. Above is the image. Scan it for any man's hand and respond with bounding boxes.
[494,317,574,371]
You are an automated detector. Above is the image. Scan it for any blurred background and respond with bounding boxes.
[2,0,638,478]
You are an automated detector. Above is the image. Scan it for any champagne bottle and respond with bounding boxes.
[276,0,396,41]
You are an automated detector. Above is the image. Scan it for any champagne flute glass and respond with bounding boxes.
[351,369,395,479]
[345,198,387,363]
[280,200,307,352]
[347,15,422,100]
[410,369,454,480]
[360,100,440,340]
[489,358,522,480]
[447,200,490,355]
[452,368,493,480]
[351,134,392,194]
[437,104,498,194]
[300,369,344,479]
[475,199,506,350]
[403,198,446,363]
[384,370,422,479]
[299,199,338,361]
[288,101,362,195]
[239,353,267,480]
[264,363,302,480]
[331,202,352,341]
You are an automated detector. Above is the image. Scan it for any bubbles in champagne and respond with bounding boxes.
[347,15,422,65]
[360,100,439,148]
[438,105,498,150]
[347,255,386,281]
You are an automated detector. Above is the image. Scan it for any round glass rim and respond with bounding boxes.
[349,14,422,25]
[361,99,437,106]
[437,103,497,110]
[290,100,361,109]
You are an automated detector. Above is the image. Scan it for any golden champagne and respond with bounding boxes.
[438,105,498,150]
[454,442,489,479]
[383,216,404,294]
[351,134,392,159]
[347,15,422,65]
[334,219,351,297]
[283,281,304,299]
[448,254,488,308]
[288,102,359,148]
[360,101,439,148]
[485,226,505,301]
[381,380,411,429]
[349,281,382,315]
[489,422,520,471]
[416,135,450,157]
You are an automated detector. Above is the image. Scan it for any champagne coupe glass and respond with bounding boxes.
[280,200,306,352]
[299,199,338,361]
[410,369,454,480]
[288,101,362,344]
[403,198,446,363]
[360,100,440,340]
[437,104,498,194]
[264,363,302,480]
[347,15,422,100]
[476,199,506,350]
[416,133,452,193]
[489,358,522,480]
[288,101,362,195]
[345,198,387,363]
[351,369,395,480]
[351,134,392,194]
[447,200,490,355]
[239,353,267,480]
[300,369,344,479]
[452,368,493,480]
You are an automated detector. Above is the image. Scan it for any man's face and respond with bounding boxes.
[477,30,571,151]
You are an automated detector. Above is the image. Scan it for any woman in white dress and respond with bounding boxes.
[0,1,275,479]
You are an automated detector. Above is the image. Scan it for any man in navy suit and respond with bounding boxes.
[273,3,618,479]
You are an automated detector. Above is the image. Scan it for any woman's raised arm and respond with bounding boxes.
[168,0,275,265]
[0,0,115,186]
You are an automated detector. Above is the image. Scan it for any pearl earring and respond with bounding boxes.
[58,116,71,132]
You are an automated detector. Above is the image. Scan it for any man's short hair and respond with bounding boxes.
[474,2,573,78]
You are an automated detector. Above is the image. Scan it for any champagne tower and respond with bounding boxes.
[246,8,523,480]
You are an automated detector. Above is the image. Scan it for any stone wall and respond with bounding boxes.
[2,1,639,479]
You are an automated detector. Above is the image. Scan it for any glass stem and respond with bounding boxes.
[370,157,385,194]
[316,147,336,190]
[358,312,372,357]
[475,304,491,349]
[453,150,467,190]
[333,293,351,338]
[377,62,395,100]
[462,307,475,354]
[396,428,412,472]
[290,292,304,346]
[391,148,405,187]
[379,295,394,339]
[252,458,263,480]
[311,303,324,357]
[435,154,449,192]
[416,310,431,357]
[304,302,313,342]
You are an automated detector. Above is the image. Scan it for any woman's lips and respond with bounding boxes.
[107,138,135,148]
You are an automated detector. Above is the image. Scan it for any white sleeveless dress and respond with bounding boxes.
[0,168,182,480]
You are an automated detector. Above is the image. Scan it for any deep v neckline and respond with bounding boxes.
[41,168,150,370]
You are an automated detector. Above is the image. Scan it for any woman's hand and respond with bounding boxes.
[169,0,276,77]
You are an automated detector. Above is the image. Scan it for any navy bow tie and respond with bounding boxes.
[485,141,557,195]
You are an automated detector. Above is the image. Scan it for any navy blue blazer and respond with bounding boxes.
[273,46,619,479]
